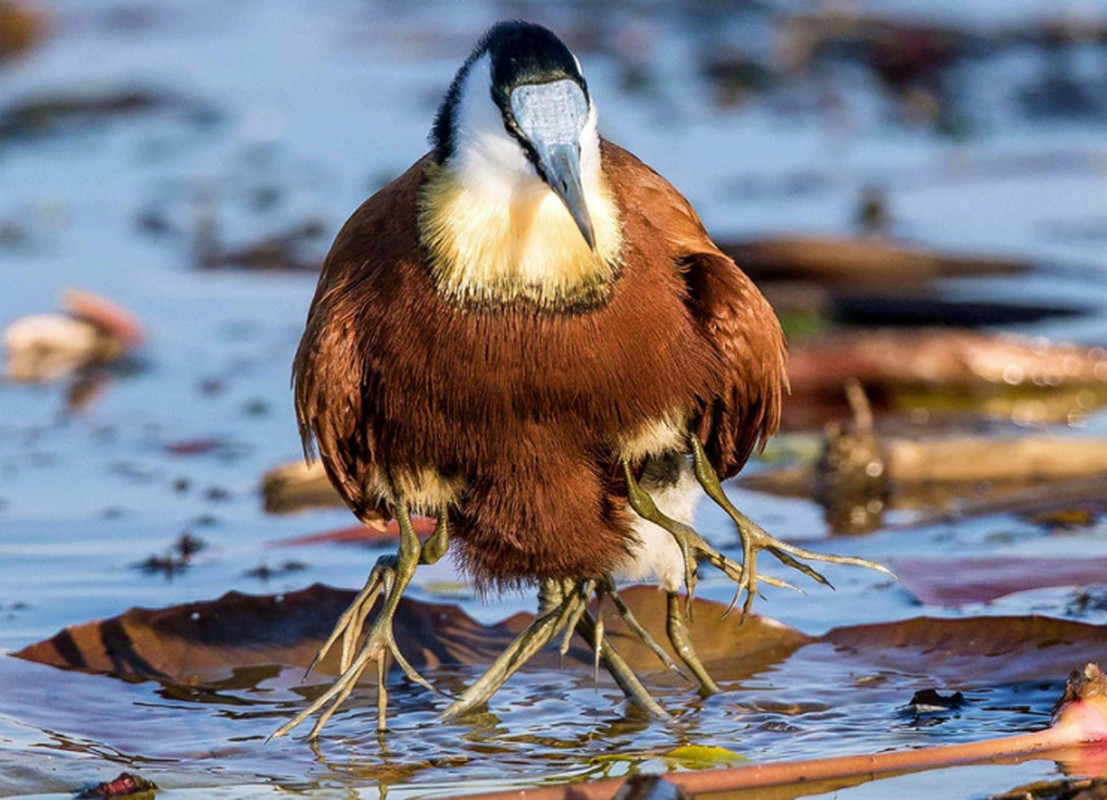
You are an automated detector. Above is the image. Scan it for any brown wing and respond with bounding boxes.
[684,248,788,478]
[601,141,788,479]
[291,157,431,529]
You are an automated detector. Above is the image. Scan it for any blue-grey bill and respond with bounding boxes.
[510,80,596,251]
[542,143,595,251]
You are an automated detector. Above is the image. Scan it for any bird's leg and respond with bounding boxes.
[442,578,674,721]
[573,605,672,720]
[440,578,584,720]
[620,459,796,620]
[272,503,436,739]
[666,591,720,695]
[420,513,449,565]
[688,435,892,616]
[601,577,687,680]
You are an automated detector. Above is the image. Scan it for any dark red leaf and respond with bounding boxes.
[892,557,1107,606]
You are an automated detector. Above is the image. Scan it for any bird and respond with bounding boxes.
[277,20,887,738]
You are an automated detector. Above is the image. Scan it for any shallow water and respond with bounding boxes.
[3,1,1107,798]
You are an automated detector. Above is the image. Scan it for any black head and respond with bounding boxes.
[431,21,589,164]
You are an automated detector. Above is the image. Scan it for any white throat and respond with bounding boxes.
[419,53,621,308]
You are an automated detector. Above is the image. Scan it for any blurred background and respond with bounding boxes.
[3,1,1107,798]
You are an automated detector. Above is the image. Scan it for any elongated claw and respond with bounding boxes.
[441,579,586,721]
[574,605,672,721]
[688,435,892,617]
[272,504,441,739]
[302,558,389,679]
[603,578,688,680]
[441,578,672,722]
[666,591,720,695]
[559,579,595,661]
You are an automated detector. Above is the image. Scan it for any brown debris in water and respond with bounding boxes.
[134,532,206,578]
[3,288,143,384]
[261,459,347,515]
[814,381,889,534]
[777,329,1107,430]
[0,1,49,64]
[76,772,156,799]
[0,86,218,141]
[751,426,1107,535]
[194,215,327,272]
[722,235,1027,288]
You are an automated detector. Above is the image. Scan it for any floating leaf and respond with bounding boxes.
[17,586,1107,701]
[721,235,1027,288]
[892,557,1107,607]
[10,586,808,688]
[821,615,1107,687]
[663,745,747,770]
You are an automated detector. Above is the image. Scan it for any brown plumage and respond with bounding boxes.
[293,140,786,588]
[273,23,892,739]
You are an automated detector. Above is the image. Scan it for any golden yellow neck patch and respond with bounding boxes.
[417,162,623,308]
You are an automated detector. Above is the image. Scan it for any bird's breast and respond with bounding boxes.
[417,162,623,310]
[379,245,719,470]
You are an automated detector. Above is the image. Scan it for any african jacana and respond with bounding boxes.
[279,20,886,738]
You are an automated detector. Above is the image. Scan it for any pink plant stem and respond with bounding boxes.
[454,703,1103,800]
[658,724,1075,797]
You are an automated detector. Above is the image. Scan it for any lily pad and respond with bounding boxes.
[663,744,747,770]
[11,585,809,687]
[821,615,1107,687]
[16,585,1107,699]
[893,557,1107,607]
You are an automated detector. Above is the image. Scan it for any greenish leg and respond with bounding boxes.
[688,435,893,616]
[602,578,687,680]
[271,504,441,740]
[573,606,672,721]
[666,591,720,695]
[620,458,796,616]
[440,578,583,721]
[420,514,449,565]
[618,454,804,703]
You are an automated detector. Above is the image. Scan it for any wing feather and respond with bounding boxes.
[601,142,787,478]
[684,248,787,478]
[293,273,390,529]
[291,160,431,529]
